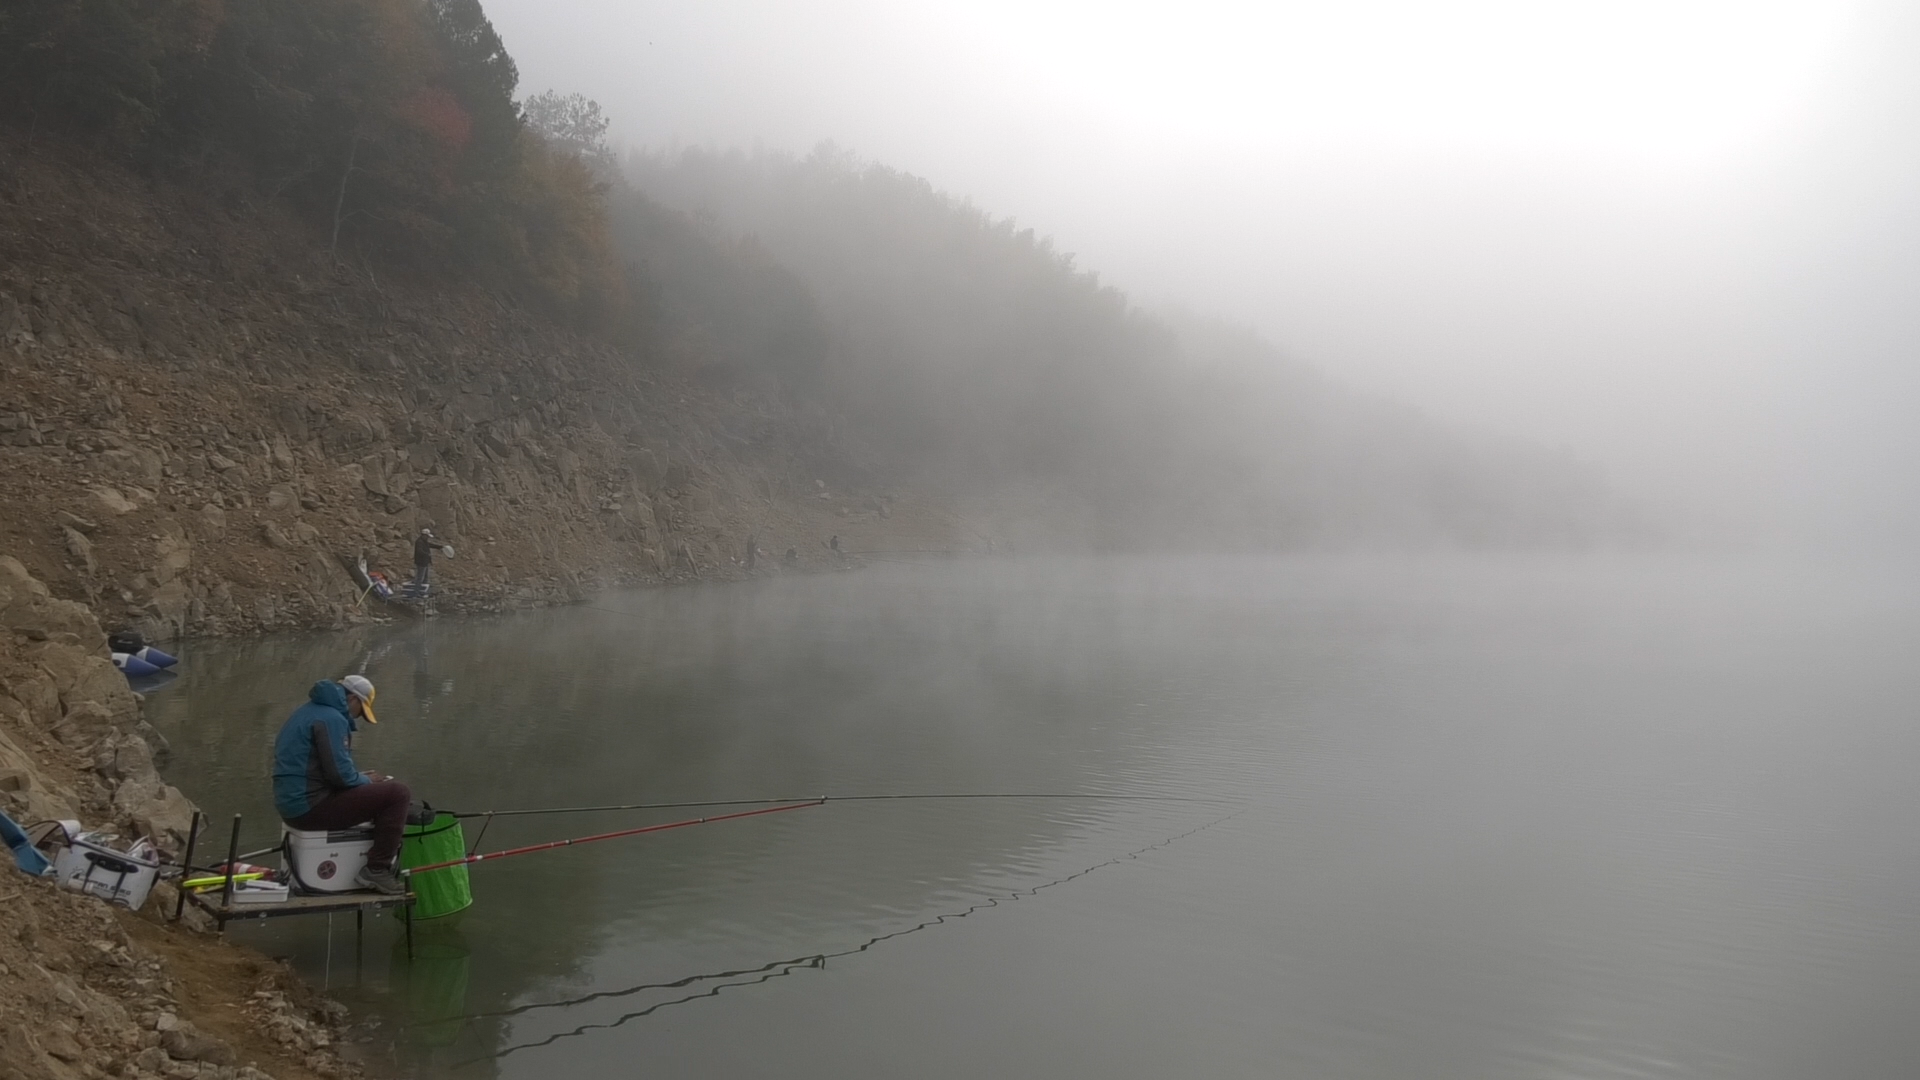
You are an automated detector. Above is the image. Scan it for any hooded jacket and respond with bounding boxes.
[271,681,369,819]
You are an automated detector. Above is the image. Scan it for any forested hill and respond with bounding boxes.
[3,0,1640,567]
[624,148,1641,547]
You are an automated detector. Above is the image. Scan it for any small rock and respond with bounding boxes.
[262,522,292,549]
[62,525,97,574]
[55,509,98,533]
[42,1026,83,1061]
[91,484,140,515]
[161,1026,233,1065]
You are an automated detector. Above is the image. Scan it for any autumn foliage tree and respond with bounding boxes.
[0,0,621,323]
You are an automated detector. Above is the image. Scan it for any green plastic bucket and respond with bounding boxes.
[399,812,472,919]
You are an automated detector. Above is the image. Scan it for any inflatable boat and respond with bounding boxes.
[112,651,164,677]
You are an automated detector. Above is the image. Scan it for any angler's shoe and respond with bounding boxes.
[355,864,406,895]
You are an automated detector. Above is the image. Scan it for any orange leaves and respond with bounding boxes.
[398,85,473,190]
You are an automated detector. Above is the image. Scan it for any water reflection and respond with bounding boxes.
[143,556,1920,1079]
[457,806,1242,1067]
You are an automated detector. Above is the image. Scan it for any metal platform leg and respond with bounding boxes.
[403,898,414,960]
[218,814,241,936]
[173,811,201,922]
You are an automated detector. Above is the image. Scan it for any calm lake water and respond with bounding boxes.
[144,555,1920,1079]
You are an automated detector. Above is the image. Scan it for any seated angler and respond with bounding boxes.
[271,675,411,894]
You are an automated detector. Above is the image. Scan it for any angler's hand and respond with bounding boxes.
[367,771,392,783]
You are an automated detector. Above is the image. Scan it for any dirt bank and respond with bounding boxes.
[1,556,370,1080]
[0,131,979,644]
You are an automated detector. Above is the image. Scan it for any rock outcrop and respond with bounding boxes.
[0,557,359,1080]
[0,131,971,642]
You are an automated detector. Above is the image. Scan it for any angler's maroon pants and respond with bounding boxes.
[285,780,412,870]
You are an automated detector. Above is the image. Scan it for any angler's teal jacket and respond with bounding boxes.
[272,681,369,819]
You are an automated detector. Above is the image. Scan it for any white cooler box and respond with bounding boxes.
[49,829,159,910]
[285,825,375,893]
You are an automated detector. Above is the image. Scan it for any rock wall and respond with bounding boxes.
[0,132,972,641]
[2,556,367,1080]
[0,556,190,845]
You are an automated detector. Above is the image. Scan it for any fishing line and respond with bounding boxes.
[449,792,1232,820]
[409,801,824,876]
[446,806,1246,1066]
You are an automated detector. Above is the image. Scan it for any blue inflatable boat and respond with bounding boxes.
[112,651,163,677]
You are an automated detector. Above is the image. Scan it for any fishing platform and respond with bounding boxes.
[174,811,420,957]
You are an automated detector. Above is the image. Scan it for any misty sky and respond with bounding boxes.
[483,0,1920,545]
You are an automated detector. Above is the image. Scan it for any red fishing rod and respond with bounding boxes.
[405,799,825,877]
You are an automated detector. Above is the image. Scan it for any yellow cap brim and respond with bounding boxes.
[361,702,377,724]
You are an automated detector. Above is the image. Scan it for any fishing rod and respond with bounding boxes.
[407,799,824,877]
[449,792,1230,820]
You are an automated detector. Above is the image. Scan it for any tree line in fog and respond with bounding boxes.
[1,0,1639,547]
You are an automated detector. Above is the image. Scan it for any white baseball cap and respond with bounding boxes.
[341,675,378,724]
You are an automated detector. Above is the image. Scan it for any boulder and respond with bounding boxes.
[114,774,197,856]
[416,476,454,527]
[1,557,107,650]
[33,644,138,724]
[153,521,191,584]
[96,730,156,782]
[359,452,390,496]
[320,413,377,456]
[99,446,164,488]
[4,669,62,728]
[269,434,297,473]
[51,699,116,749]
[146,579,191,637]
[54,510,97,534]
[89,485,139,516]
[62,526,96,575]
[161,1024,234,1065]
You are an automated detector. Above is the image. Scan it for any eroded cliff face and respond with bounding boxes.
[1,557,365,1080]
[0,556,190,843]
[0,133,967,641]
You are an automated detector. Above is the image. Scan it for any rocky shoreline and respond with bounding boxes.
[0,131,996,1080]
[0,130,985,647]
[2,556,367,1080]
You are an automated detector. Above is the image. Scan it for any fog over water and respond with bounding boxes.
[148,556,1920,1077]
[482,0,1920,547]
[113,8,1920,1074]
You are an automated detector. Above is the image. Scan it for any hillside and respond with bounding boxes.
[625,146,1642,548]
[0,0,1646,648]
[0,130,959,642]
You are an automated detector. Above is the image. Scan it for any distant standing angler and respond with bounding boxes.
[412,527,443,590]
